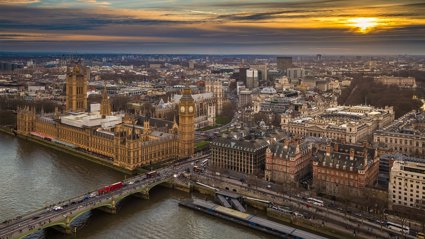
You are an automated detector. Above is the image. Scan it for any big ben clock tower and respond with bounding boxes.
[178,87,195,158]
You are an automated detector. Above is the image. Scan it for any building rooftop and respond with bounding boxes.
[60,112,122,129]
[211,138,269,152]
[313,142,377,172]
[377,111,425,136]
[268,141,310,159]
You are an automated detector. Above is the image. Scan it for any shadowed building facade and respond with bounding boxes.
[210,138,268,176]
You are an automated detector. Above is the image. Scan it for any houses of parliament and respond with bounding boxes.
[16,63,195,171]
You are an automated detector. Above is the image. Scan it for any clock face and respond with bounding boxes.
[180,106,185,113]
[189,106,194,113]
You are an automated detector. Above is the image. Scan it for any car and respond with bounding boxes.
[375,220,385,225]
[267,184,271,189]
[32,216,40,220]
[90,192,97,198]
[53,206,63,211]
[293,211,304,218]
[128,181,135,185]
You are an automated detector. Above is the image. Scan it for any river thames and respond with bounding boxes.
[0,133,274,239]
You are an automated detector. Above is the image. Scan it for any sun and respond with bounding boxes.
[348,17,378,33]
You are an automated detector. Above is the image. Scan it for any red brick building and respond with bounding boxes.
[265,139,312,185]
[312,142,379,197]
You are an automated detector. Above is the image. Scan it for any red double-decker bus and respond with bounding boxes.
[98,182,123,195]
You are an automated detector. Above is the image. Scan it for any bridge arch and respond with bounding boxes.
[13,177,174,239]
[114,178,171,203]
[16,221,68,239]
[68,201,115,225]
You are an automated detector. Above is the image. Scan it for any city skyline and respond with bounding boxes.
[0,0,424,55]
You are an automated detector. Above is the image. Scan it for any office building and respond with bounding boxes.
[246,69,259,89]
[389,157,425,210]
[277,57,293,71]
[210,138,269,176]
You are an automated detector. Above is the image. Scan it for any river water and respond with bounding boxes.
[0,133,274,239]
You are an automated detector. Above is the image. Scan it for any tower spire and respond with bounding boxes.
[178,85,195,158]
[100,82,112,117]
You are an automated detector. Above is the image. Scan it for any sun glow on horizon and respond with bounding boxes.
[348,17,378,33]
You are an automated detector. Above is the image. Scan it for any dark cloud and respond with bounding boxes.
[216,9,332,21]
[0,5,186,32]
[208,0,349,9]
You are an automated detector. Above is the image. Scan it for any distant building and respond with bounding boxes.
[174,92,216,129]
[316,54,322,61]
[277,57,293,71]
[389,157,425,210]
[27,85,46,93]
[250,64,268,82]
[312,142,380,197]
[149,63,162,69]
[282,105,395,144]
[316,80,329,92]
[374,76,416,88]
[210,138,269,176]
[0,62,23,72]
[205,79,224,114]
[239,90,252,107]
[286,68,305,83]
[374,111,425,157]
[265,139,312,185]
[246,69,259,89]
[238,67,249,84]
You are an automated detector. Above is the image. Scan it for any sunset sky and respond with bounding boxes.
[0,0,424,54]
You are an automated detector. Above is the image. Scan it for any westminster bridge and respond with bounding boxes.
[0,158,199,239]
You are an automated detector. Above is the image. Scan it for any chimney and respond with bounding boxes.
[349,148,355,161]
[326,144,331,156]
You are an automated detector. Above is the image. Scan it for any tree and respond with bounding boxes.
[338,76,423,118]
[217,101,236,125]
[111,95,130,112]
